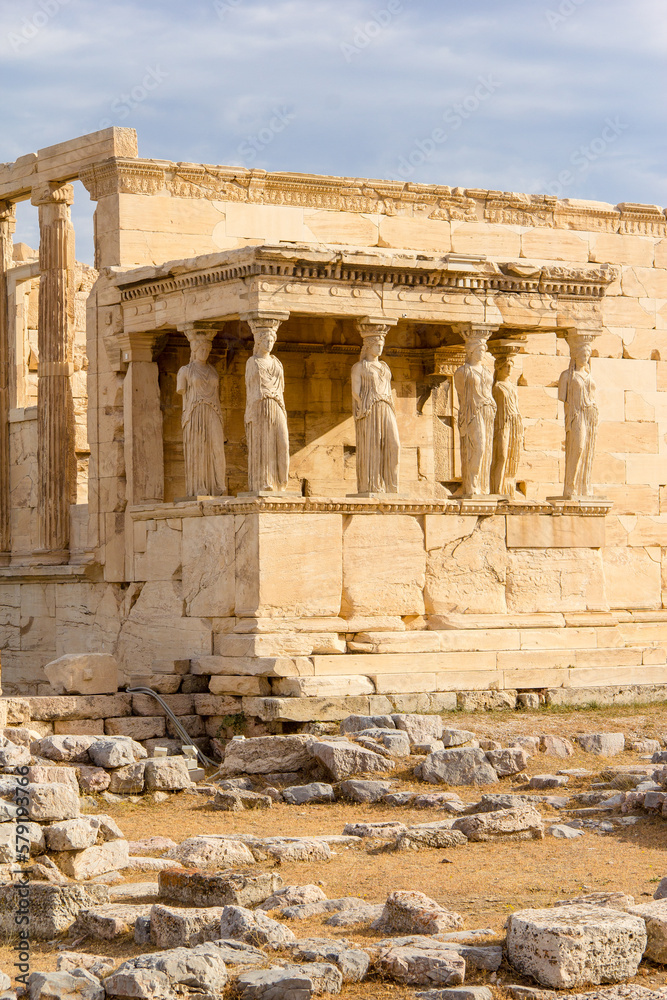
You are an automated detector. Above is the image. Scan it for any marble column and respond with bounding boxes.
[120,332,164,506]
[31,184,76,563]
[0,202,15,564]
[489,339,524,497]
[454,325,497,497]
[558,329,600,499]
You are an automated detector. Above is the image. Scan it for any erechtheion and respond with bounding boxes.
[1,126,666,731]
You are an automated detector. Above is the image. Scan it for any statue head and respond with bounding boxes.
[567,332,596,370]
[252,322,278,357]
[465,335,487,366]
[495,356,513,382]
[361,334,385,360]
[185,328,216,363]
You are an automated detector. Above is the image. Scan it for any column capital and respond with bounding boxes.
[356,316,398,339]
[488,336,526,361]
[116,330,162,364]
[0,201,15,226]
[453,323,499,346]
[31,182,74,208]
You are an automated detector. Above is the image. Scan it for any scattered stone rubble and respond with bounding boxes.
[1,711,667,997]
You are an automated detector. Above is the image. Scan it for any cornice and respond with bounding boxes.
[79,158,667,237]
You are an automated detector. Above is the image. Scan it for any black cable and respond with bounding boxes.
[125,687,216,768]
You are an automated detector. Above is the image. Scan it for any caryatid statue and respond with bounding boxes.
[244,315,290,493]
[490,342,524,497]
[176,325,226,497]
[351,321,400,495]
[454,328,497,496]
[558,330,599,499]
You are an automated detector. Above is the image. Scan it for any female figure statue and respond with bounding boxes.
[454,333,496,496]
[491,352,523,497]
[351,328,400,494]
[176,328,226,497]
[245,319,289,492]
[559,333,599,498]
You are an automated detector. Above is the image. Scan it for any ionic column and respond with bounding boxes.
[31,183,76,563]
[119,332,164,505]
[0,202,16,565]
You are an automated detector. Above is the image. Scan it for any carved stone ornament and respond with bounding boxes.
[176,325,226,497]
[454,328,497,496]
[558,330,599,499]
[244,316,290,493]
[351,320,400,495]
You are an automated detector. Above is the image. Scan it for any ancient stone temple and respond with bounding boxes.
[1,127,666,728]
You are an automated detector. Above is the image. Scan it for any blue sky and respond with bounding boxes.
[1,0,665,264]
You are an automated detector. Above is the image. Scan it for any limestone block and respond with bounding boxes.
[46,818,99,852]
[627,900,667,962]
[182,515,235,618]
[27,783,80,822]
[223,735,313,775]
[52,719,106,736]
[304,209,379,246]
[352,632,441,653]
[375,943,466,986]
[603,546,661,609]
[116,582,213,676]
[521,228,589,261]
[193,655,312,678]
[424,516,507,615]
[373,890,462,935]
[131,693,194,716]
[242,695,373,722]
[598,421,659,454]
[518,355,564,388]
[143,757,193,791]
[134,518,183,583]
[522,419,564,452]
[378,215,451,252]
[236,513,342,617]
[307,737,395,779]
[208,676,272,696]
[53,840,130,880]
[418,748,499,786]
[215,633,346,657]
[104,716,166,740]
[506,905,646,988]
[372,673,437,695]
[108,763,146,794]
[590,232,655,266]
[506,515,604,549]
[193,693,244,716]
[0,883,110,939]
[453,805,544,841]
[517,387,559,420]
[507,548,607,613]
[451,222,521,257]
[342,515,425,616]
[272,676,375,697]
[27,766,79,791]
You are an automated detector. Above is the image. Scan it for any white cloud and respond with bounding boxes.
[1,0,665,263]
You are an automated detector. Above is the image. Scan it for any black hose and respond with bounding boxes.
[126,686,216,768]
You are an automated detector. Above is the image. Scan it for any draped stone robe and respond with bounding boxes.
[245,354,289,492]
[351,358,400,494]
[176,360,226,497]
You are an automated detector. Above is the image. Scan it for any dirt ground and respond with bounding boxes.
[5,702,667,996]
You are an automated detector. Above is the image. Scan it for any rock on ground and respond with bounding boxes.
[149,903,225,948]
[28,969,104,1000]
[212,789,273,811]
[306,738,394,780]
[105,942,228,998]
[235,964,342,999]
[143,757,193,791]
[375,944,466,986]
[285,937,370,982]
[158,869,282,908]
[453,806,544,842]
[0,884,110,939]
[282,783,334,805]
[397,829,468,851]
[575,733,625,756]
[506,904,647,988]
[27,783,80,822]
[223,735,314,774]
[219,904,296,948]
[392,714,443,744]
[163,836,255,868]
[485,748,529,776]
[416,748,499,787]
[258,885,327,912]
[338,779,395,803]
[627,900,667,963]
[373,890,463,935]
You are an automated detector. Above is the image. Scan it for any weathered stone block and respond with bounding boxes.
[342,515,425,616]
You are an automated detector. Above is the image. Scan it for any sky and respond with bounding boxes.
[1,0,665,265]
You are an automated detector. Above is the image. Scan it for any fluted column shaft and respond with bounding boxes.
[32,184,76,562]
[0,203,15,564]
